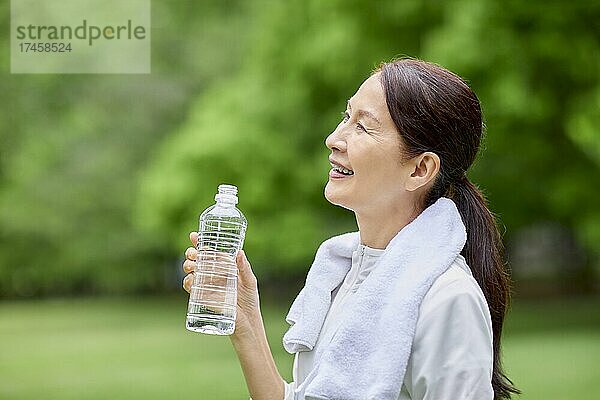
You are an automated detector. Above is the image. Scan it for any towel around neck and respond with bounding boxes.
[282,197,467,400]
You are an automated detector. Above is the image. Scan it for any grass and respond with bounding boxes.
[0,295,598,399]
[502,296,600,399]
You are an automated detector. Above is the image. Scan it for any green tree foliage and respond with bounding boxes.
[137,0,600,283]
[1,0,598,296]
[0,1,251,296]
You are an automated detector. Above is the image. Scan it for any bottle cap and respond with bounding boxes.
[215,184,238,204]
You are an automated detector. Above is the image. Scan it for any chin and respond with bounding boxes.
[324,185,353,210]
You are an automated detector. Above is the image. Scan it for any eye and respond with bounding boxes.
[341,111,350,122]
[356,122,367,132]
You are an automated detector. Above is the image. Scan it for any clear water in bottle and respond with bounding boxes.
[186,184,247,335]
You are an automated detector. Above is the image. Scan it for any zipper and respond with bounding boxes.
[322,245,367,348]
[351,245,366,292]
[337,245,365,295]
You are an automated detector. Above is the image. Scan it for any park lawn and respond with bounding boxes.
[1,295,598,400]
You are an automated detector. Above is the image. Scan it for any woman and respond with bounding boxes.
[182,58,520,400]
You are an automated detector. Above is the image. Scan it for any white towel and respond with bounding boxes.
[282,197,467,400]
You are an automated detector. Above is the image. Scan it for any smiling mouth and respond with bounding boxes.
[330,162,354,176]
[329,167,354,179]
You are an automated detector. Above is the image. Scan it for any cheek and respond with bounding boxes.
[354,150,399,179]
[358,160,407,201]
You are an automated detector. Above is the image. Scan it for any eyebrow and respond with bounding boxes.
[347,99,382,128]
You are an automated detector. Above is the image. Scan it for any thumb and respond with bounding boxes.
[236,250,257,284]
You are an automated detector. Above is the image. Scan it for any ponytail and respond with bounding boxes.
[450,177,521,399]
[378,58,520,398]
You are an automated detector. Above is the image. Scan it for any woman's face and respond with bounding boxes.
[324,73,413,215]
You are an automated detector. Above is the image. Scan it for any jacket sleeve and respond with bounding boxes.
[283,380,296,400]
[283,349,301,399]
[403,278,494,400]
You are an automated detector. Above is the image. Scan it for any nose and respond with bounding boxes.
[325,125,347,152]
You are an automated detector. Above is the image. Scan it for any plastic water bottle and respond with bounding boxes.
[186,184,247,335]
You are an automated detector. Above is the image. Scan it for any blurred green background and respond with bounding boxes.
[1,0,599,399]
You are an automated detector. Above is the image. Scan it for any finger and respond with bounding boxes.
[236,250,257,284]
[196,246,229,265]
[183,273,194,293]
[182,259,196,274]
[189,232,199,247]
[185,247,197,261]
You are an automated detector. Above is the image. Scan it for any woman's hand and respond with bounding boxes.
[182,232,261,339]
[184,233,285,399]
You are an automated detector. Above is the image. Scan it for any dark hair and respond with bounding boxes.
[377,58,520,399]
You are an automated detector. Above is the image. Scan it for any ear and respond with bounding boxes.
[405,152,440,192]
